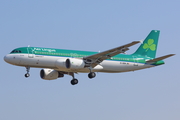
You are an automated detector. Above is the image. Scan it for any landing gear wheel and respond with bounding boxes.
[71,79,78,85]
[25,73,30,78]
[25,66,30,78]
[88,72,96,79]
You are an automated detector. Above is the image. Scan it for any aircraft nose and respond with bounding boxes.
[4,54,11,63]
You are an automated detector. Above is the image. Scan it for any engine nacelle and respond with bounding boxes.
[40,69,59,80]
[66,58,85,69]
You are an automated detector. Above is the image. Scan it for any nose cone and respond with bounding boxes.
[4,54,11,64]
[4,54,20,65]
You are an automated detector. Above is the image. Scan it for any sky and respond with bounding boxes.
[0,0,179,120]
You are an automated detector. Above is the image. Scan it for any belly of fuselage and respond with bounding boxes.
[9,54,154,73]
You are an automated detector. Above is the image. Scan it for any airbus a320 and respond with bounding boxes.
[4,30,175,85]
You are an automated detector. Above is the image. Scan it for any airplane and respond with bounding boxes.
[4,30,175,85]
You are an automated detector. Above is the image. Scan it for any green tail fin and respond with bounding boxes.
[133,30,160,58]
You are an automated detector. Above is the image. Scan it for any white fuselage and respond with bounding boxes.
[4,53,154,73]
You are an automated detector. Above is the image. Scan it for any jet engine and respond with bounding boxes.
[40,69,60,80]
[66,58,85,69]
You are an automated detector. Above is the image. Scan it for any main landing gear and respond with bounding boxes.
[25,66,30,78]
[88,67,96,79]
[88,72,96,79]
[68,72,78,85]
[71,79,78,85]
[68,71,96,85]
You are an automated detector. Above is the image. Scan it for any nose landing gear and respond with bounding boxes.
[25,73,30,77]
[25,66,30,78]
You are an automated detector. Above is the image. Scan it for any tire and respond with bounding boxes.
[25,73,30,78]
[88,72,96,79]
[71,79,78,85]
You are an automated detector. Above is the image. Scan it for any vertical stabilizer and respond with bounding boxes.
[133,30,160,58]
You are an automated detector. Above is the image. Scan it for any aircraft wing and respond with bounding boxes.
[146,54,175,63]
[83,41,140,68]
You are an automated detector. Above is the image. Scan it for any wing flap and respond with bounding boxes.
[85,41,139,60]
[83,41,140,67]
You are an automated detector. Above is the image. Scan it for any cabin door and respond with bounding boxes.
[133,56,138,66]
[27,47,34,58]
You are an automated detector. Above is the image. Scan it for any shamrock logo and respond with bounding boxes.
[143,39,156,52]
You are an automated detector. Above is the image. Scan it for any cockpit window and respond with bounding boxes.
[10,50,22,53]
[10,50,14,53]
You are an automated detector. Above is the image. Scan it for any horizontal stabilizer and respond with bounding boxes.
[146,54,175,63]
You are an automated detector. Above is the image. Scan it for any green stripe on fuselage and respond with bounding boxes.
[10,47,148,63]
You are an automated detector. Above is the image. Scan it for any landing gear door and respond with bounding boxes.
[27,47,34,58]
